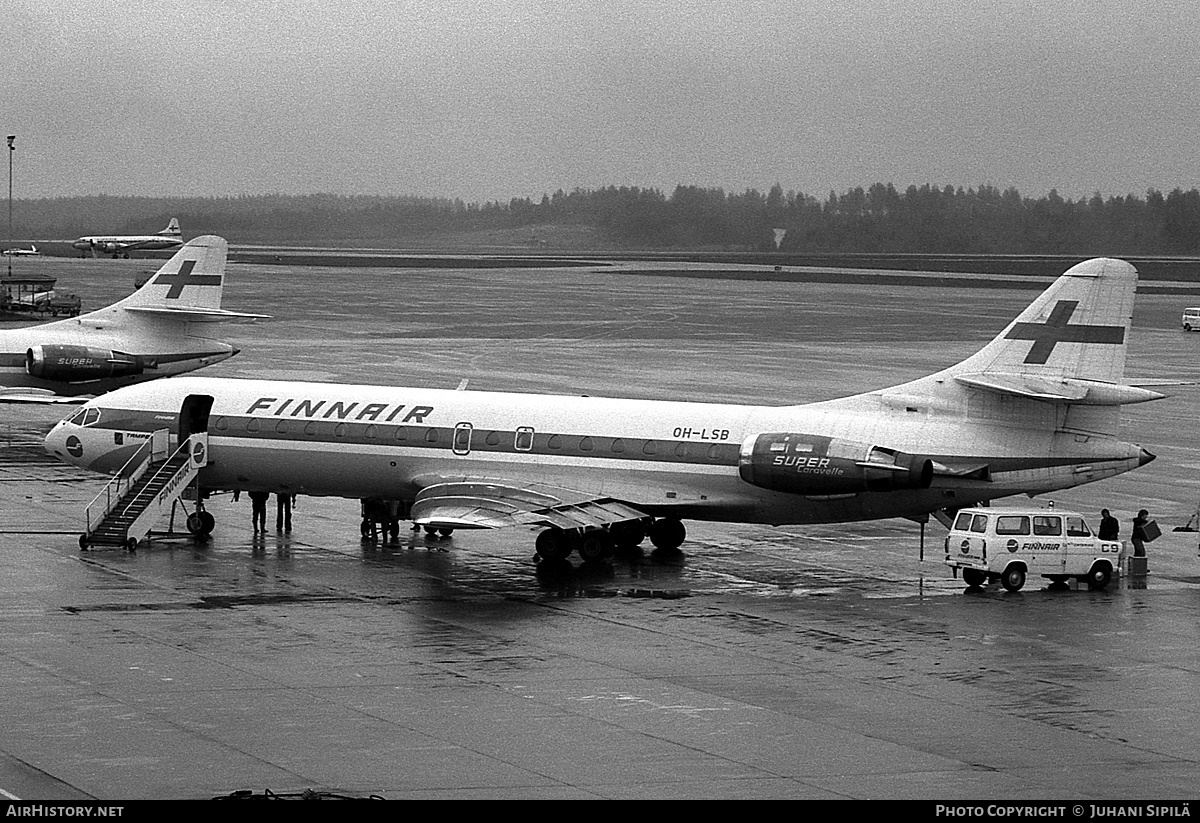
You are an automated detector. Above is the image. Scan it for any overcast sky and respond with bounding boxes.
[4,0,1199,203]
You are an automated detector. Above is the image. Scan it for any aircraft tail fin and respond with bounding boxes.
[868,258,1163,416]
[111,235,227,313]
[158,217,181,238]
[949,257,1136,385]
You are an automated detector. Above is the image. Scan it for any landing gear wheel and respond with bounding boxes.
[610,521,646,550]
[1085,564,1112,590]
[535,528,571,562]
[576,532,613,563]
[648,518,686,551]
[438,528,454,538]
[199,511,215,535]
[186,512,204,535]
[1000,565,1027,592]
[962,568,987,588]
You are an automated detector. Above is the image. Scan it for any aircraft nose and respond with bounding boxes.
[1138,447,1156,467]
[43,422,66,459]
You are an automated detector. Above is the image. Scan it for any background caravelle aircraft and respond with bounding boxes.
[72,217,183,258]
[2,235,263,404]
[46,258,1161,560]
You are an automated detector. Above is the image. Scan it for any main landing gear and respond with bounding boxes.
[534,517,685,563]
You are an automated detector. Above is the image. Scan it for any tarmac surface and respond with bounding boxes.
[1,254,1199,800]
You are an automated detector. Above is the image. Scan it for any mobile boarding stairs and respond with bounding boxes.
[80,429,209,551]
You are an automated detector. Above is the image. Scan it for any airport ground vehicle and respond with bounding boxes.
[1183,307,1200,331]
[944,507,1123,591]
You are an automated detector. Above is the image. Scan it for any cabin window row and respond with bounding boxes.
[212,417,729,460]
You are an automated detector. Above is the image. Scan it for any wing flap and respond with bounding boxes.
[0,387,88,404]
[411,480,650,531]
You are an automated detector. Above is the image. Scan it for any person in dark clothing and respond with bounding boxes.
[1099,509,1120,541]
[1131,509,1150,557]
[249,491,269,533]
[276,493,294,532]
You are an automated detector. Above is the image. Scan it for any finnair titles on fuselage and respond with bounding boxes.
[244,395,434,425]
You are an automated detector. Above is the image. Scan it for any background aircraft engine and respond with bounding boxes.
[738,432,934,495]
[26,345,146,383]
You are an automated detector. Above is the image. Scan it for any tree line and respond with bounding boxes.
[9,184,1200,254]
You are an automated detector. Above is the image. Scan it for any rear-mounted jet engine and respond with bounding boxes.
[26,345,148,383]
[739,432,934,495]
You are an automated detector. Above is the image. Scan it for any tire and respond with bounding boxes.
[610,521,646,549]
[1085,563,1112,590]
[1000,565,1026,592]
[199,511,215,535]
[186,512,204,535]
[78,534,90,551]
[126,537,138,552]
[649,518,686,551]
[577,532,613,563]
[535,528,570,561]
[962,568,987,588]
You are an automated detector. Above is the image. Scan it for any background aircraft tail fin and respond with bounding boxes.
[947,257,1136,384]
[158,217,182,237]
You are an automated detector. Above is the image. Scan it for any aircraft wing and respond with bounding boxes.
[410,479,650,531]
[123,306,270,322]
[0,387,88,404]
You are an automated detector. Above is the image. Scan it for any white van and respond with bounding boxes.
[1183,308,1200,331]
[944,507,1123,592]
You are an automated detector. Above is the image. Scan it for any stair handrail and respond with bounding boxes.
[116,435,201,520]
[83,429,171,534]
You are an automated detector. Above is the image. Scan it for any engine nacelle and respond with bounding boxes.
[26,345,146,383]
[738,432,934,495]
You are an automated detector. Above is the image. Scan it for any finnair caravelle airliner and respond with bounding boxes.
[45,258,1161,561]
[2,235,263,403]
[72,218,184,258]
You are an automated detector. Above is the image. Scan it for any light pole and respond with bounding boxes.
[6,135,13,277]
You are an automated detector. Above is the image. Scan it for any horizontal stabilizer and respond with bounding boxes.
[955,372,1165,405]
[124,306,269,323]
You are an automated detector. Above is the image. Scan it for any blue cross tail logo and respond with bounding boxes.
[1004,300,1125,364]
[153,259,222,299]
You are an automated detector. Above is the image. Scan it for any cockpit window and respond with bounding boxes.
[80,408,101,427]
[64,408,88,425]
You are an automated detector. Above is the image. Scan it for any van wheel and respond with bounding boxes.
[1000,565,1026,592]
[962,568,987,588]
[1085,564,1112,590]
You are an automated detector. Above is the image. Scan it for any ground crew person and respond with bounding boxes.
[249,491,269,533]
[277,493,294,533]
[1099,509,1119,540]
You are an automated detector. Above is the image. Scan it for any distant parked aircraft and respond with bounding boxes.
[2,245,40,257]
[73,218,183,258]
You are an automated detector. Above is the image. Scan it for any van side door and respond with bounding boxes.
[1031,514,1065,576]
